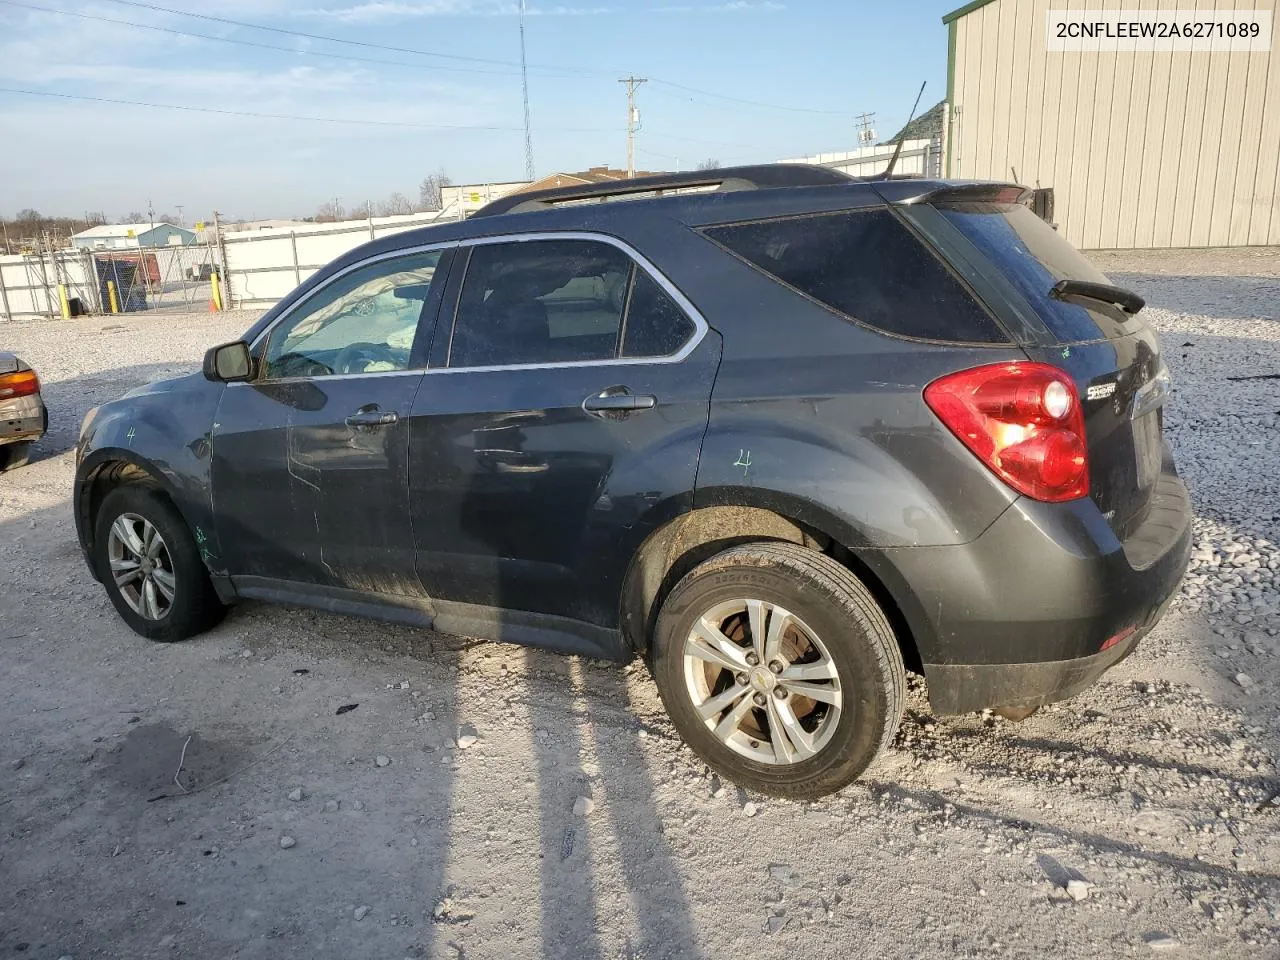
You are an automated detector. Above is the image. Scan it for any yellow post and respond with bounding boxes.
[210,271,224,311]
[107,280,119,314]
[58,284,71,319]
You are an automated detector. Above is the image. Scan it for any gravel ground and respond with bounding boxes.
[1,261,1278,960]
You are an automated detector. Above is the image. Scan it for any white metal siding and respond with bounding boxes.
[949,0,1280,248]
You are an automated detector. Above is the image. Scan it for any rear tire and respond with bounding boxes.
[650,541,905,800]
[93,486,226,642]
[0,441,33,471]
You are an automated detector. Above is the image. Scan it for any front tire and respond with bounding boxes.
[650,541,905,800]
[93,486,225,642]
[0,441,33,471]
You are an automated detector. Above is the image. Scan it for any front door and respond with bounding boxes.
[211,246,451,595]
[408,236,720,626]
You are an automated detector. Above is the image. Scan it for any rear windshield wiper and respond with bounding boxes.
[1049,279,1145,315]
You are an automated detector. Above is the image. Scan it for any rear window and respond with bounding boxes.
[703,208,1007,343]
[937,202,1132,343]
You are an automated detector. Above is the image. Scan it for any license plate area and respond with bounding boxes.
[1133,410,1162,490]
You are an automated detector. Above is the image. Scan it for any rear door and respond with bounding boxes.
[407,234,720,626]
[928,200,1167,537]
[211,247,451,593]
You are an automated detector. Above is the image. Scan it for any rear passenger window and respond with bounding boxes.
[622,270,696,358]
[448,238,698,367]
[704,209,1008,343]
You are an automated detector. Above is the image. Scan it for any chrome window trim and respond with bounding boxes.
[439,231,708,373]
[239,231,708,385]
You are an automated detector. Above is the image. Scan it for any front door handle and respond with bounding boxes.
[345,407,399,428]
[582,388,657,418]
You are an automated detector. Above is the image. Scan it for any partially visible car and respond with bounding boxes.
[0,352,47,471]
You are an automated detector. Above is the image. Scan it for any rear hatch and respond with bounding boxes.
[933,199,1166,538]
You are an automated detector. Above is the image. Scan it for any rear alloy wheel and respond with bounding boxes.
[93,486,226,642]
[683,599,843,765]
[651,541,905,800]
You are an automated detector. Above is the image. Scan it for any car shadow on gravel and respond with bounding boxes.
[926,724,1278,795]
[1111,273,1280,321]
[862,779,1280,888]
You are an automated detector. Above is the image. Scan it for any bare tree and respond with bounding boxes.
[314,200,344,223]
[123,211,146,223]
[417,170,453,212]
[695,158,721,171]
[380,192,414,217]
[156,212,179,225]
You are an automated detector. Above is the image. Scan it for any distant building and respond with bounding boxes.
[441,181,532,218]
[518,166,663,192]
[441,168,667,218]
[72,222,197,250]
[943,0,1280,248]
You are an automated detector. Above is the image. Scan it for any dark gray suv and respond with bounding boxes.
[74,166,1191,798]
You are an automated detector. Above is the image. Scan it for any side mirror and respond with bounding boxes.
[203,341,254,382]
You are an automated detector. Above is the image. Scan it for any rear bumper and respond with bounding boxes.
[873,451,1192,714]
[0,394,46,445]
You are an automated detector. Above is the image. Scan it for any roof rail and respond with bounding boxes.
[471,163,853,218]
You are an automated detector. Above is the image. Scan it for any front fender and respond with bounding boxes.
[75,375,224,575]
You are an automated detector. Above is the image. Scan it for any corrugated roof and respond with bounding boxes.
[72,222,190,239]
[883,101,946,145]
[942,0,997,25]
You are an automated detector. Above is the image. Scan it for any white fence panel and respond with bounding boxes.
[223,212,450,308]
[0,250,99,321]
[780,139,942,179]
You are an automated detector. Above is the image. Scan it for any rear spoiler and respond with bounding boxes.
[912,183,1033,206]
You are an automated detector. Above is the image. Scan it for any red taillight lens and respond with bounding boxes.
[0,369,40,400]
[924,362,1089,503]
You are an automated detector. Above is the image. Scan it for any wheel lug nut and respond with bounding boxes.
[752,692,767,707]
[736,672,748,686]
[769,661,784,674]
[773,687,788,699]
[745,653,759,666]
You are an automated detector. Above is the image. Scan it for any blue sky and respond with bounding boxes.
[0,0,959,220]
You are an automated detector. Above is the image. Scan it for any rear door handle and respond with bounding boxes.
[582,388,657,418]
[345,408,399,428]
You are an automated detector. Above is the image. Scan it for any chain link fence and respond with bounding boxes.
[1,236,223,322]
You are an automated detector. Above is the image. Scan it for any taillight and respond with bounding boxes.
[924,362,1089,503]
[0,369,40,400]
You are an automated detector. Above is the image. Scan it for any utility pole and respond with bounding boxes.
[619,76,647,178]
[854,112,877,147]
[518,0,535,181]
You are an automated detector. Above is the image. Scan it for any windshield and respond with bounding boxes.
[937,201,1137,343]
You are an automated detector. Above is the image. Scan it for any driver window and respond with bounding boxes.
[262,249,444,379]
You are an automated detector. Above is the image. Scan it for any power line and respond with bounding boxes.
[0,0,522,76]
[647,78,849,116]
[0,86,614,133]
[93,0,608,76]
[5,0,853,116]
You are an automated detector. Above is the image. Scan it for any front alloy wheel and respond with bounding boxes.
[93,485,226,642]
[107,512,176,620]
